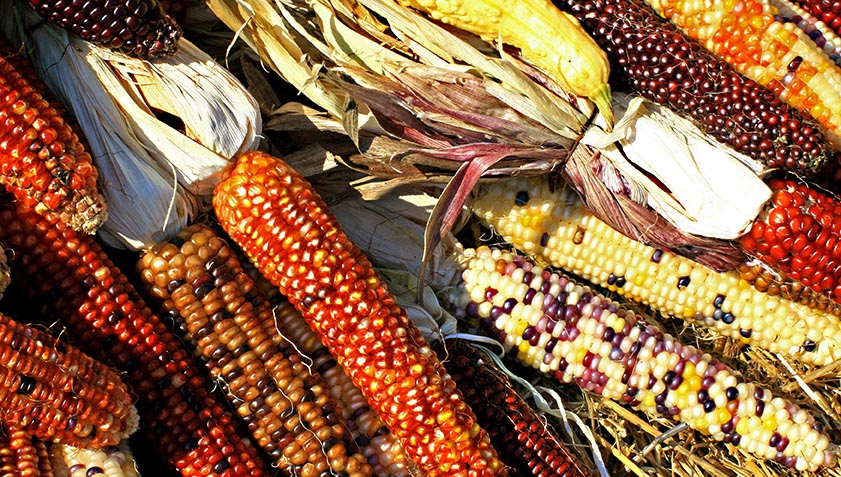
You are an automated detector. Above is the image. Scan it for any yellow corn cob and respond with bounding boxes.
[49,441,139,477]
[471,176,841,366]
[641,0,841,148]
[137,224,373,477]
[395,0,614,126]
[447,246,835,471]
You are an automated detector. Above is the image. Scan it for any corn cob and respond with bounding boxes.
[554,0,833,174]
[25,0,181,58]
[636,0,841,150]
[0,201,269,477]
[793,0,841,36]
[739,178,841,304]
[49,441,139,477]
[137,224,374,477]
[450,246,836,471]
[0,426,51,477]
[472,176,841,366]
[737,261,841,315]
[436,339,591,477]
[772,0,841,65]
[213,151,505,477]
[0,34,106,234]
[0,310,136,448]
[270,300,418,477]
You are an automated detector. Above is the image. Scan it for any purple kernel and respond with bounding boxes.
[545,337,558,354]
[465,302,479,317]
[697,389,709,403]
[69,465,85,474]
[655,404,669,415]
[543,353,554,365]
[611,333,624,348]
[663,371,675,386]
[603,327,615,342]
[502,298,517,314]
[725,386,739,401]
[626,386,638,396]
[522,326,537,342]
[523,271,534,285]
[732,435,741,447]
[701,376,715,389]
[669,375,683,391]
[653,341,665,355]
[484,287,498,301]
[703,400,716,413]
[721,421,733,434]
[621,368,632,385]
[87,467,104,477]
[609,347,623,361]
[756,400,765,417]
[524,288,536,304]
[651,249,663,262]
[540,232,550,247]
[655,392,668,405]
[769,432,781,448]
[776,436,790,452]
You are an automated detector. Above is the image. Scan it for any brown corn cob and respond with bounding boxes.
[437,339,591,477]
[271,300,418,477]
[26,0,182,58]
[0,34,106,234]
[213,151,505,477]
[0,310,135,448]
[0,201,269,477]
[0,426,50,477]
[137,224,373,477]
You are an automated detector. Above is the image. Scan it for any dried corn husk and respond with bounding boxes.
[0,246,9,299]
[1,2,261,249]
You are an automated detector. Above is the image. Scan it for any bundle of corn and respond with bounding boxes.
[204,0,777,273]
[1,2,261,249]
[0,33,106,234]
[49,440,140,477]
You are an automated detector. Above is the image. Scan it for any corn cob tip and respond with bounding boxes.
[589,83,614,129]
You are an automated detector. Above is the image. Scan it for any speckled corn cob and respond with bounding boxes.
[0,34,106,233]
[449,246,835,471]
[737,261,841,315]
[0,311,135,448]
[772,0,841,65]
[636,0,841,150]
[271,301,417,477]
[0,201,269,477]
[472,176,841,366]
[213,151,505,477]
[138,224,373,477]
[49,441,139,477]
[437,339,591,477]
[26,0,181,58]
[0,426,52,477]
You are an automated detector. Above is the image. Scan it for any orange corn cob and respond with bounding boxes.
[271,300,418,477]
[0,426,50,477]
[0,310,135,448]
[213,151,505,477]
[138,224,373,477]
[638,0,841,150]
[0,202,269,477]
[437,339,591,477]
[0,34,106,233]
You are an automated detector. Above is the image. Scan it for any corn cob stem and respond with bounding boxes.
[138,224,373,477]
[213,151,505,477]
[554,0,833,174]
[0,202,269,477]
[449,246,836,471]
[638,0,841,150]
[0,34,106,233]
[436,339,592,477]
[49,441,139,477]
[472,176,841,366]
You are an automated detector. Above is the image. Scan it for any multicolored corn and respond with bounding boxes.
[448,246,835,471]
[636,0,841,150]
[0,201,269,477]
[49,441,140,477]
[0,426,51,477]
[0,34,106,233]
[737,261,841,315]
[137,224,373,477]
[471,176,841,366]
[791,0,841,37]
[213,151,505,477]
[772,0,841,65]
[740,178,841,304]
[26,0,182,58]
[436,339,591,477]
[554,0,834,174]
[270,300,417,477]
[0,310,135,448]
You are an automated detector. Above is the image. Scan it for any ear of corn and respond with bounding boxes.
[0,201,270,477]
[436,339,592,477]
[792,0,841,37]
[739,178,841,305]
[394,0,614,126]
[0,310,136,448]
[49,441,140,477]
[0,33,106,234]
[0,426,51,477]
[25,0,181,58]
[138,224,374,477]
[737,261,841,315]
[553,0,833,174]
[213,151,505,477]
[472,176,841,366]
[269,300,419,477]
[637,0,841,151]
[449,246,835,471]
[771,0,841,65]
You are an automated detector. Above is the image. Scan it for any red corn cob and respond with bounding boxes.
[0,426,49,477]
[213,151,505,477]
[737,261,841,315]
[0,200,269,477]
[0,34,106,234]
[739,178,841,304]
[437,339,591,477]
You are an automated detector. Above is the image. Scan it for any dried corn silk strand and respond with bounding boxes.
[138,224,372,477]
